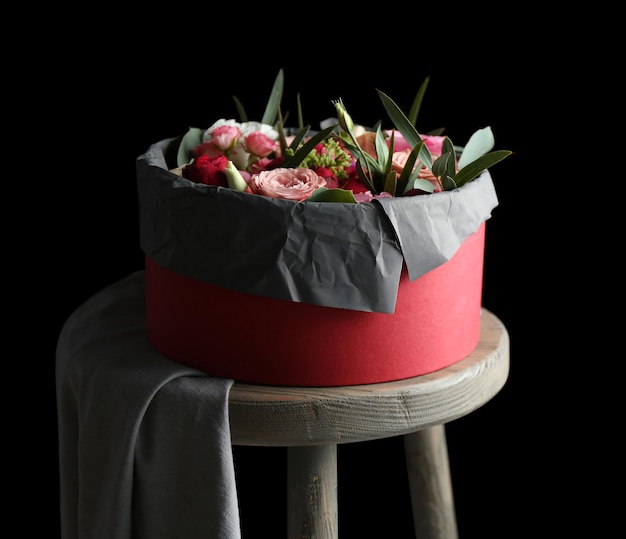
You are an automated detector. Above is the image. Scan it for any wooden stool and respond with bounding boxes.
[228,308,509,539]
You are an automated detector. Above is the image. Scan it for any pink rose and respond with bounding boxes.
[420,134,446,156]
[244,131,278,158]
[248,168,327,201]
[210,125,242,152]
[192,140,226,159]
[385,130,412,152]
[391,149,413,175]
[249,156,283,174]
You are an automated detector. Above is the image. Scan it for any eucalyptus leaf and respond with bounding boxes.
[411,178,437,193]
[307,187,358,203]
[457,126,495,170]
[177,127,203,167]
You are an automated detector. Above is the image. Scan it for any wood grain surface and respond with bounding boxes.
[229,308,509,446]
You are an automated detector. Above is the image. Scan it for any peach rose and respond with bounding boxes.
[355,131,377,158]
[392,149,444,192]
[248,168,327,201]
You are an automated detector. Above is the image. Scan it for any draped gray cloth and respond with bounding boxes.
[56,270,241,539]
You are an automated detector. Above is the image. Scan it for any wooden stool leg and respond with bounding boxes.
[403,425,458,539]
[287,444,338,539]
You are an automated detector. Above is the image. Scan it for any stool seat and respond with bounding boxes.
[228,308,509,539]
[229,307,509,447]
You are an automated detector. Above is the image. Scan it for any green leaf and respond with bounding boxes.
[454,150,512,187]
[261,69,284,126]
[428,127,446,136]
[441,175,457,191]
[286,125,311,154]
[307,187,358,203]
[431,150,456,180]
[383,170,398,196]
[377,90,433,170]
[457,126,495,170]
[296,92,304,130]
[354,157,376,192]
[177,127,203,167]
[339,136,382,179]
[375,125,390,166]
[397,141,424,194]
[407,76,430,126]
[233,95,247,122]
[281,125,338,168]
[442,137,457,180]
[375,126,393,193]
[411,178,437,193]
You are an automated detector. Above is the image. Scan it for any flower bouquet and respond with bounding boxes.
[137,70,511,386]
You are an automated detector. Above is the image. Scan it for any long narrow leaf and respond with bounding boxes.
[261,69,284,126]
[296,92,304,130]
[398,141,426,194]
[454,150,512,187]
[282,125,338,168]
[286,125,311,153]
[233,95,247,122]
[383,171,398,196]
[407,76,430,126]
[377,90,432,169]
[354,158,376,192]
[336,136,382,175]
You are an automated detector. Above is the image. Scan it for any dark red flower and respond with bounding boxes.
[183,155,230,186]
[343,176,369,195]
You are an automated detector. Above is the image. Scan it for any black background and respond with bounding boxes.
[18,16,591,538]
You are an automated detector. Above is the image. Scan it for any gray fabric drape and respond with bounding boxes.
[56,271,240,539]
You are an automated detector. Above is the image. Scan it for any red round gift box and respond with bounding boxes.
[144,221,486,387]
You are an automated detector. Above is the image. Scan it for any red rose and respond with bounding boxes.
[183,155,230,186]
[343,176,369,195]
